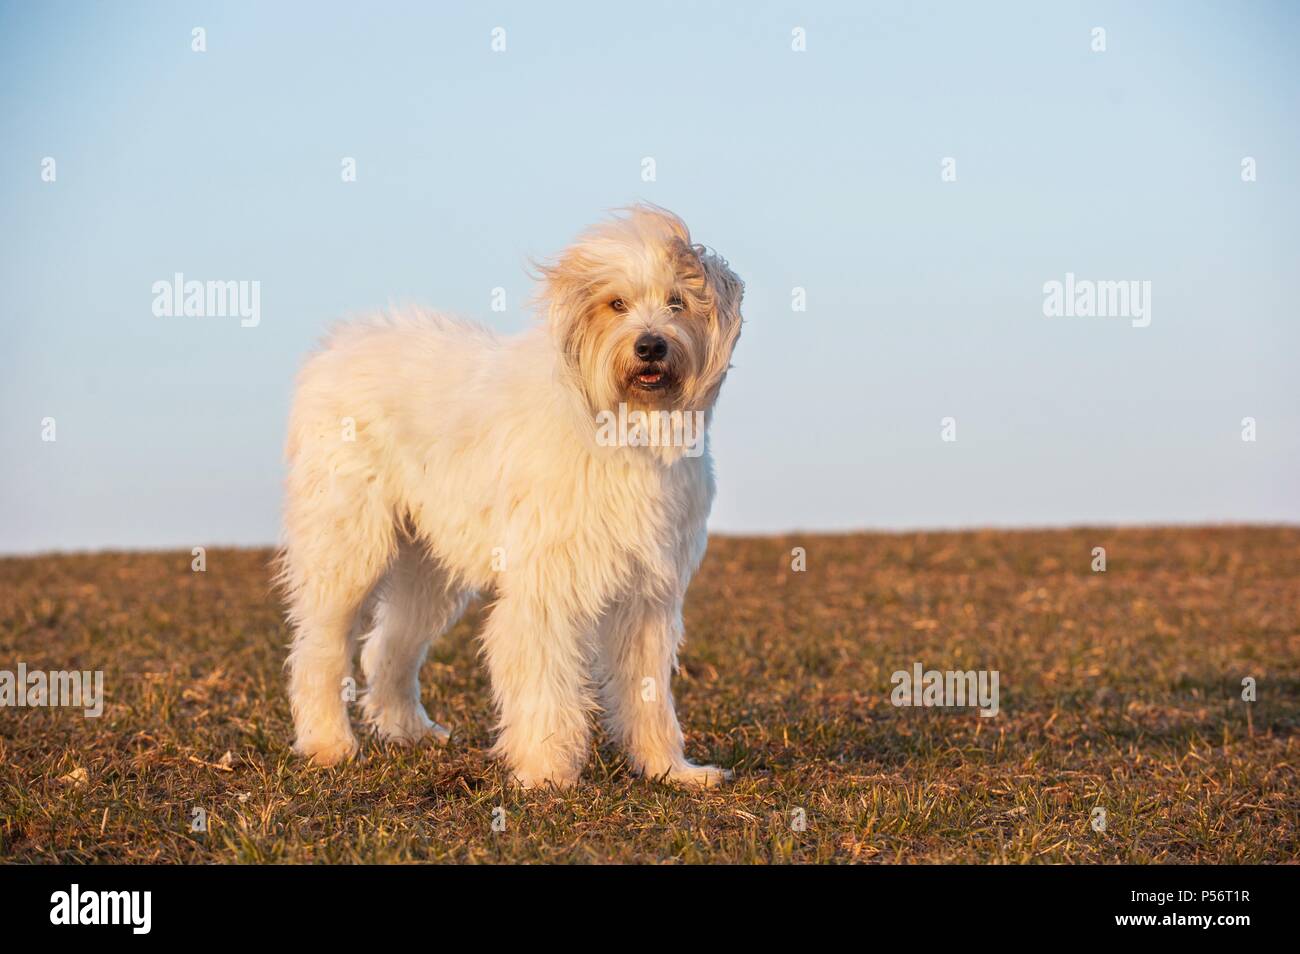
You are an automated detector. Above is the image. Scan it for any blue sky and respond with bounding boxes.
[1,1,1297,553]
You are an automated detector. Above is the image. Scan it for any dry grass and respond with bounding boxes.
[0,526,1296,863]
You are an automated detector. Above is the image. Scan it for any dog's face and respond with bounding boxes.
[540,206,743,417]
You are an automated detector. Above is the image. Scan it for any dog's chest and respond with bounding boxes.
[586,451,711,580]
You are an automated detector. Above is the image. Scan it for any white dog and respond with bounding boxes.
[279,206,743,788]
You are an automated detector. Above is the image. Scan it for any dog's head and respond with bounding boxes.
[538,205,743,419]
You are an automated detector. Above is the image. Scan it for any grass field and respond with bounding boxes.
[1,526,1296,863]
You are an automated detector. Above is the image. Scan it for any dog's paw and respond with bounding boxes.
[662,762,733,789]
[363,698,450,747]
[293,732,360,768]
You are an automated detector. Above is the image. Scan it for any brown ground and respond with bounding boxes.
[0,526,1296,863]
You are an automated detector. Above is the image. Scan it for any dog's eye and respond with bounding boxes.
[609,298,627,313]
[667,295,684,311]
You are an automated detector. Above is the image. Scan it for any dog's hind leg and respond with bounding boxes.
[282,471,396,767]
[359,539,470,746]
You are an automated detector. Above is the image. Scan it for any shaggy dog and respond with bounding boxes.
[279,206,743,788]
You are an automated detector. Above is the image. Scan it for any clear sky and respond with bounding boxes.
[2,1,1297,553]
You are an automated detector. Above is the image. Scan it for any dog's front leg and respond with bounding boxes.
[598,597,732,788]
[482,576,594,789]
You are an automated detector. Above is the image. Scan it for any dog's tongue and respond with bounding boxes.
[638,372,663,384]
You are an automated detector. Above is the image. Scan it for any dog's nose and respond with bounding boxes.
[634,333,669,362]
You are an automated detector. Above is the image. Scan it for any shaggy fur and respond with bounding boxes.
[279,206,743,788]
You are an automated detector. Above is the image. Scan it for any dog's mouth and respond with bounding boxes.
[629,363,674,392]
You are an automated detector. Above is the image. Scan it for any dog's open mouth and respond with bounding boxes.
[630,364,673,391]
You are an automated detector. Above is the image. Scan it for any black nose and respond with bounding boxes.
[634,333,669,362]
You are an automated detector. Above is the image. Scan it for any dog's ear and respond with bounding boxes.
[534,251,601,401]
[687,245,744,410]
[694,245,744,328]
[535,255,583,348]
